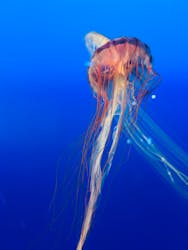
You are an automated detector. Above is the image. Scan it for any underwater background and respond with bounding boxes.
[0,0,188,249]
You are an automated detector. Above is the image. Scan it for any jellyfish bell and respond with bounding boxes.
[86,32,158,130]
[89,35,155,90]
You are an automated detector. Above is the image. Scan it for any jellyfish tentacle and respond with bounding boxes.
[103,77,127,177]
[77,79,127,250]
[122,108,188,195]
[77,116,112,249]
[77,95,116,250]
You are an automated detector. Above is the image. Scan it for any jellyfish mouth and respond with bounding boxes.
[76,75,127,250]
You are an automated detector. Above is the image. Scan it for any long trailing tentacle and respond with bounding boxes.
[122,108,188,196]
[77,80,126,250]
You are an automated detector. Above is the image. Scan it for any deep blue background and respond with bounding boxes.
[0,0,188,249]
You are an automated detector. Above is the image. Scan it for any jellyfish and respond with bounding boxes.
[76,32,188,250]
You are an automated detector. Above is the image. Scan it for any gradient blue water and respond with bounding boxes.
[0,0,188,249]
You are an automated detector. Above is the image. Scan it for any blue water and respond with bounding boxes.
[0,0,188,249]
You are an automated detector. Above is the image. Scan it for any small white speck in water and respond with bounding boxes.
[126,138,131,144]
[151,94,156,99]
